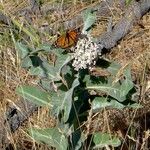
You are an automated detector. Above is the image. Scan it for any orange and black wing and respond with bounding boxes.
[55,30,78,49]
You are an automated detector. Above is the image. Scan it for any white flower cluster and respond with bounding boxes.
[72,36,99,71]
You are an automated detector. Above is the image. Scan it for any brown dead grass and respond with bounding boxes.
[110,13,150,71]
[0,0,150,149]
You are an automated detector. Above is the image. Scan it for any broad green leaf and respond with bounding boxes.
[70,130,86,150]
[16,85,52,107]
[15,42,31,59]
[28,56,65,80]
[29,66,45,76]
[82,9,96,33]
[58,57,75,88]
[21,56,33,68]
[50,90,66,117]
[92,97,125,112]
[29,128,68,150]
[119,67,134,98]
[106,61,121,76]
[39,78,53,92]
[119,77,134,98]
[87,83,127,102]
[63,78,80,122]
[39,51,69,81]
[124,66,132,80]
[24,47,69,81]
[32,44,55,54]
[58,56,72,75]
[35,43,53,53]
[93,132,121,148]
[52,48,65,55]
[86,65,134,102]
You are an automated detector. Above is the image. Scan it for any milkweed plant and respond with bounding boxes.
[15,8,141,150]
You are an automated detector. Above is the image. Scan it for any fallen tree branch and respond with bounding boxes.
[0,100,37,149]
[96,0,150,50]
[6,100,37,132]
[62,0,126,30]
[0,0,126,32]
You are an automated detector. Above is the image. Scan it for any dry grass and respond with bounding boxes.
[0,0,150,149]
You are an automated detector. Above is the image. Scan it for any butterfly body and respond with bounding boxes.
[55,29,78,49]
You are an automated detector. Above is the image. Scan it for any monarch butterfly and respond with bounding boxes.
[55,29,79,49]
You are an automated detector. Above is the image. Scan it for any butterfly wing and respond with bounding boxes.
[67,30,78,46]
[55,30,78,49]
[55,34,67,48]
